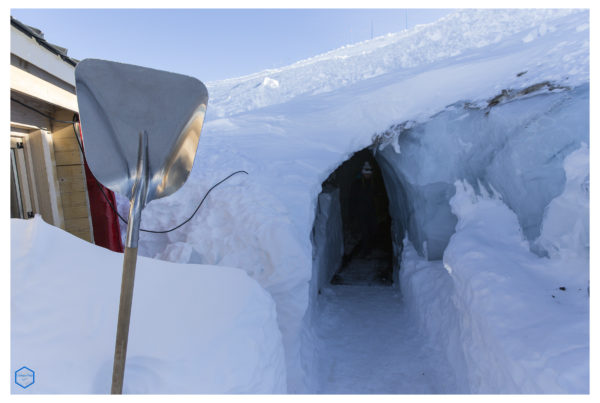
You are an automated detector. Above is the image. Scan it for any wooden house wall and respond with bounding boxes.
[10,89,94,243]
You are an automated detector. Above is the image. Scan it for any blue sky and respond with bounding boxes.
[10,8,452,83]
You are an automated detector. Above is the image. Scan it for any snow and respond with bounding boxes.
[11,216,286,393]
[310,188,344,303]
[206,9,582,118]
[536,143,590,263]
[444,180,588,392]
[375,82,589,259]
[262,77,280,89]
[311,285,458,394]
[399,239,470,392]
[11,8,589,394]
[115,9,587,393]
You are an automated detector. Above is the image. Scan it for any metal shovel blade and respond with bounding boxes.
[74,59,208,394]
[75,58,208,203]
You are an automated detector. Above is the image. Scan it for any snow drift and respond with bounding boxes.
[443,178,588,393]
[11,217,286,394]
[105,9,588,393]
[375,82,589,260]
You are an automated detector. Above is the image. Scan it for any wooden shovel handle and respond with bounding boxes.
[111,246,138,394]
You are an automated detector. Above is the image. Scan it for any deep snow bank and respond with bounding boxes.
[398,239,470,392]
[118,9,589,392]
[443,177,588,393]
[398,144,589,393]
[536,144,589,262]
[398,173,589,394]
[207,9,579,118]
[119,165,311,392]
[375,83,589,260]
[11,217,286,394]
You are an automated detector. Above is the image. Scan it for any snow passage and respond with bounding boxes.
[11,9,588,394]
[118,9,587,393]
[312,285,456,394]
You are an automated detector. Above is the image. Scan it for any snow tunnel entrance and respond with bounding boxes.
[316,148,395,287]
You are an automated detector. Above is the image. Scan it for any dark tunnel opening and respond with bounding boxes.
[321,148,396,286]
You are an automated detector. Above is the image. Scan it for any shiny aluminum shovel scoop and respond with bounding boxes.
[75,59,208,394]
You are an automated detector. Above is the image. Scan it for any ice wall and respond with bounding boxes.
[376,84,589,260]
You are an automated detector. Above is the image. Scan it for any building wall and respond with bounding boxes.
[10,51,94,243]
[52,116,94,242]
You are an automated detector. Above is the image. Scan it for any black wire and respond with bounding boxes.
[140,170,248,234]
[12,97,248,233]
[70,118,248,234]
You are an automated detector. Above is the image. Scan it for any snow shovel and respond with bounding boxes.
[74,59,208,394]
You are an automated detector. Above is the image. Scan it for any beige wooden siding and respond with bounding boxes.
[52,123,94,243]
[10,64,78,112]
[10,54,94,244]
[10,94,52,130]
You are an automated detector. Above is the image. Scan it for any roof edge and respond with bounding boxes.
[11,16,78,67]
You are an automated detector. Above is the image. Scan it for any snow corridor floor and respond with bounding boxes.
[312,284,457,394]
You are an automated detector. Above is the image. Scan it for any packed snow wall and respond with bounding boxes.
[304,82,589,392]
[364,84,590,393]
[310,188,344,303]
[302,187,343,391]
[373,83,589,261]
[120,170,312,393]
[11,217,287,393]
[111,10,589,392]
[443,177,588,393]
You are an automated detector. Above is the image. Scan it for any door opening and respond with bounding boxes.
[323,148,394,286]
